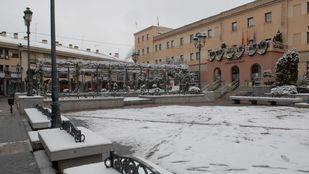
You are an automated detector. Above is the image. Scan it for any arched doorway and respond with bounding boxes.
[231,66,240,83]
[213,68,222,82]
[251,64,262,86]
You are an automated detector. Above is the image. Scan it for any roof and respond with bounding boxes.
[0,35,129,63]
[154,0,282,41]
[134,26,173,36]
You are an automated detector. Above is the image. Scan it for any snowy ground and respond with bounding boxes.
[65,106,309,174]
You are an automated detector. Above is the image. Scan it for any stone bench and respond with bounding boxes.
[230,96,303,105]
[24,108,69,130]
[63,151,172,174]
[28,131,43,151]
[38,127,112,173]
[295,103,309,108]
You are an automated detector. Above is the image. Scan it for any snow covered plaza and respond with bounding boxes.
[65,105,309,174]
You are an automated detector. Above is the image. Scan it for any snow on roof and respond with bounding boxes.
[0,35,128,63]
[38,127,112,152]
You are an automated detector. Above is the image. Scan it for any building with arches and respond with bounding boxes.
[134,0,309,88]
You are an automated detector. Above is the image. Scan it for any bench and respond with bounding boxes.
[63,151,172,174]
[28,131,43,151]
[230,96,303,105]
[38,126,112,173]
[24,108,69,130]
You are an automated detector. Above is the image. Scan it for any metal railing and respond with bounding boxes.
[104,151,161,174]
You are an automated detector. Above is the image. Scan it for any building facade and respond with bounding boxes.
[0,32,124,96]
[134,0,309,87]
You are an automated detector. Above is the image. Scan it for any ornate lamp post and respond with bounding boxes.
[193,33,206,89]
[50,0,62,128]
[23,7,33,96]
[132,51,139,63]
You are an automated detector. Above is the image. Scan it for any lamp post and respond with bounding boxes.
[50,0,62,128]
[132,51,139,63]
[193,33,207,89]
[23,7,33,96]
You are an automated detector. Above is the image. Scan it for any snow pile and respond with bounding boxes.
[66,106,309,174]
[271,85,298,96]
[188,86,200,94]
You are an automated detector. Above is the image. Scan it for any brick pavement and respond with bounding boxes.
[0,97,40,174]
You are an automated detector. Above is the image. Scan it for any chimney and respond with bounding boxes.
[42,39,48,44]
[74,46,79,49]
[13,33,18,39]
[86,48,91,52]
[95,49,99,54]
[114,53,119,58]
[0,31,7,37]
[69,44,73,48]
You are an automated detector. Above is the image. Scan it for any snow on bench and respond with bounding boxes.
[63,162,119,174]
[38,127,112,172]
[64,152,172,174]
[24,108,69,130]
[230,96,303,105]
[295,103,309,108]
[28,131,43,151]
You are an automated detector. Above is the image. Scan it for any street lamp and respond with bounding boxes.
[132,51,140,63]
[18,43,24,92]
[50,0,62,128]
[193,33,207,89]
[23,7,33,96]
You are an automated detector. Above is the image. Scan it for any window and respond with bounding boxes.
[171,40,174,48]
[248,17,254,28]
[159,44,162,51]
[146,61,149,64]
[4,65,9,74]
[307,32,309,44]
[166,42,170,49]
[293,33,301,45]
[190,53,194,60]
[155,60,158,64]
[155,45,158,52]
[307,2,309,13]
[146,47,149,54]
[142,49,144,55]
[159,59,162,63]
[196,52,200,60]
[180,37,183,46]
[180,55,184,62]
[142,35,144,42]
[207,29,213,38]
[265,12,272,23]
[190,34,194,43]
[232,22,237,32]
[0,65,3,72]
[147,34,149,40]
[137,37,140,44]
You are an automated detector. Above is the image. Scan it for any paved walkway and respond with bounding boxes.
[0,97,40,174]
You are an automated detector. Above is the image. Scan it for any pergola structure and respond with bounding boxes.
[34,58,195,95]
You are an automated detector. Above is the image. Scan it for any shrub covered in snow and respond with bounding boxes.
[270,85,298,96]
[275,49,299,86]
[188,86,201,94]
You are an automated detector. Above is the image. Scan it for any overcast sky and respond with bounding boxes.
[0,0,253,59]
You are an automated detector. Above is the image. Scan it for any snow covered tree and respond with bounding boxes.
[275,49,299,86]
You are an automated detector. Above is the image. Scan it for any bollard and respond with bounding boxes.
[8,95,15,114]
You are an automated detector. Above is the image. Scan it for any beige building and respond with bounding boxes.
[0,32,124,96]
[134,0,309,87]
